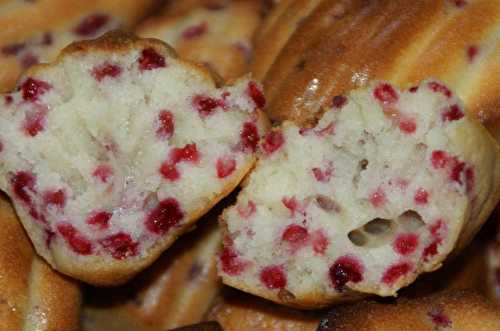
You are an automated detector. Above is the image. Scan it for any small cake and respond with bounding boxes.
[0,32,268,285]
[0,0,158,92]
[0,194,80,331]
[136,0,262,80]
[317,290,500,331]
[219,81,500,308]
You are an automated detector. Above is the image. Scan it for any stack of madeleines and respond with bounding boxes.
[0,1,499,330]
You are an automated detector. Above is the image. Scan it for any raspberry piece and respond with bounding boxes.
[145,198,184,235]
[382,262,412,284]
[182,22,208,39]
[423,240,441,261]
[282,196,304,217]
[428,81,452,98]
[99,232,138,260]
[431,150,448,169]
[441,104,464,122]
[87,211,112,230]
[21,53,38,68]
[261,130,284,155]
[370,187,386,208]
[414,188,429,205]
[219,247,246,276]
[428,307,452,329]
[393,234,419,255]
[23,107,47,137]
[10,171,36,205]
[398,117,417,134]
[260,265,287,289]
[282,225,309,244]
[156,110,174,139]
[373,83,398,104]
[92,165,113,183]
[329,256,364,291]
[247,82,266,109]
[450,161,466,185]
[159,162,180,181]
[138,48,166,71]
[1,42,25,55]
[312,165,333,182]
[41,32,53,46]
[4,95,13,105]
[57,223,93,255]
[92,63,122,82]
[21,78,51,102]
[240,122,259,153]
[216,156,236,178]
[315,122,335,136]
[312,230,329,254]
[467,45,479,62]
[332,95,347,109]
[192,95,221,117]
[409,86,419,93]
[171,143,200,164]
[45,229,55,248]
[73,14,110,36]
[452,0,467,7]
[43,189,66,209]
[237,200,256,219]
[465,166,474,193]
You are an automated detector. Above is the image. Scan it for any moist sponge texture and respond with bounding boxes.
[219,80,500,308]
[0,32,267,285]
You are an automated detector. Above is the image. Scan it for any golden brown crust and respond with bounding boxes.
[0,0,158,92]
[0,194,80,331]
[317,290,500,331]
[254,0,500,137]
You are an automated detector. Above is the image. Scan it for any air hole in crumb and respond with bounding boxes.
[364,218,393,235]
[348,230,367,246]
[398,210,425,232]
[278,289,296,302]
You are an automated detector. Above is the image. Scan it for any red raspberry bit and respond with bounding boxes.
[414,188,429,205]
[332,95,348,109]
[428,81,452,98]
[23,107,48,137]
[92,165,113,183]
[171,143,200,164]
[1,42,25,55]
[467,45,479,62]
[409,86,419,93]
[428,307,452,329]
[431,150,449,169]
[312,164,333,183]
[86,211,112,230]
[393,234,419,255]
[282,196,304,217]
[21,78,52,102]
[41,32,53,46]
[45,229,55,248]
[442,104,464,123]
[450,161,466,184]
[465,166,474,193]
[216,156,236,179]
[237,200,256,219]
[57,223,93,255]
[315,122,335,136]
[398,117,417,134]
[260,265,287,289]
[92,63,122,82]
[312,230,329,254]
[219,247,247,276]
[43,189,66,209]
[282,224,309,245]
[430,219,447,238]
[145,198,184,235]
[10,171,36,205]
[261,130,284,155]
[329,256,364,291]
[138,48,166,71]
[99,232,138,260]
[159,161,180,181]
[423,240,441,261]
[370,187,386,208]
[452,0,467,7]
[73,14,110,36]
[247,81,266,109]
[373,83,398,104]
[240,122,259,153]
[156,110,174,139]
[4,95,13,105]
[382,262,412,285]
[192,95,221,117]
[182,21,208,39]
[20,53,38,68]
